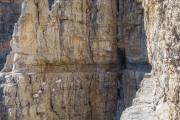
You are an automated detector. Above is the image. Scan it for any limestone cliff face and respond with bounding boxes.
[0,0,23,70]
[0,0,120,120]
[117,0,152,113]
[121,0,180,120]
[3,0,118,73]
[0,0,179,120]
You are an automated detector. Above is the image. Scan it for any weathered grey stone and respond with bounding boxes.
[121,0,180,120]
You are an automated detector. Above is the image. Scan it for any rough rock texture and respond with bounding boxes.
[116,0,152,116]
[0,0,179,120]
[0,0,120,120]
[121,0,180,120]
[0,72,119,120]
[0,0,23,70]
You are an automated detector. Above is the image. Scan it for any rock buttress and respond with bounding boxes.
[0,0,121,120]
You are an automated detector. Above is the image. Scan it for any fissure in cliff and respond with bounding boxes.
[0,0,179,120]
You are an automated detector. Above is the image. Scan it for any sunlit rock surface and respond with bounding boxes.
[0,0,120,119]
[0,0,179,120]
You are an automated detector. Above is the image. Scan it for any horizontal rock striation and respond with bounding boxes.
[0,0,121,120]
[0,0,179,120]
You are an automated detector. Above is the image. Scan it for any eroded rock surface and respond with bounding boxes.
[0,0,179,120]
[116,1,152,116]
[0,0,120,120]
[121,0,180,120]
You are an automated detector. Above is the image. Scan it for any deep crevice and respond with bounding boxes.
[116,0,152,118]
[117,48,126,70]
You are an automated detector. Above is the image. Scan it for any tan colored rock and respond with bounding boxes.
[0,0,120,120]
[0,0,179,120]
[121,0,180,120]
[0,72,119,120]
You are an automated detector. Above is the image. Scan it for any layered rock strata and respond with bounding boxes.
[0,0,120,120]
[0,0,179,120]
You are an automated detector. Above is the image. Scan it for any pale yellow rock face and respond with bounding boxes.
[8,0,118,73]
[0,72,119,120]
[0,0,179,120]
[0,0,120,120]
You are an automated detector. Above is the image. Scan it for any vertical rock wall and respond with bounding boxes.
[144,0,179,119]
[116,0,152,116]
[0,0,120,120]
[121,0,180,120]
[0,0,179,120]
